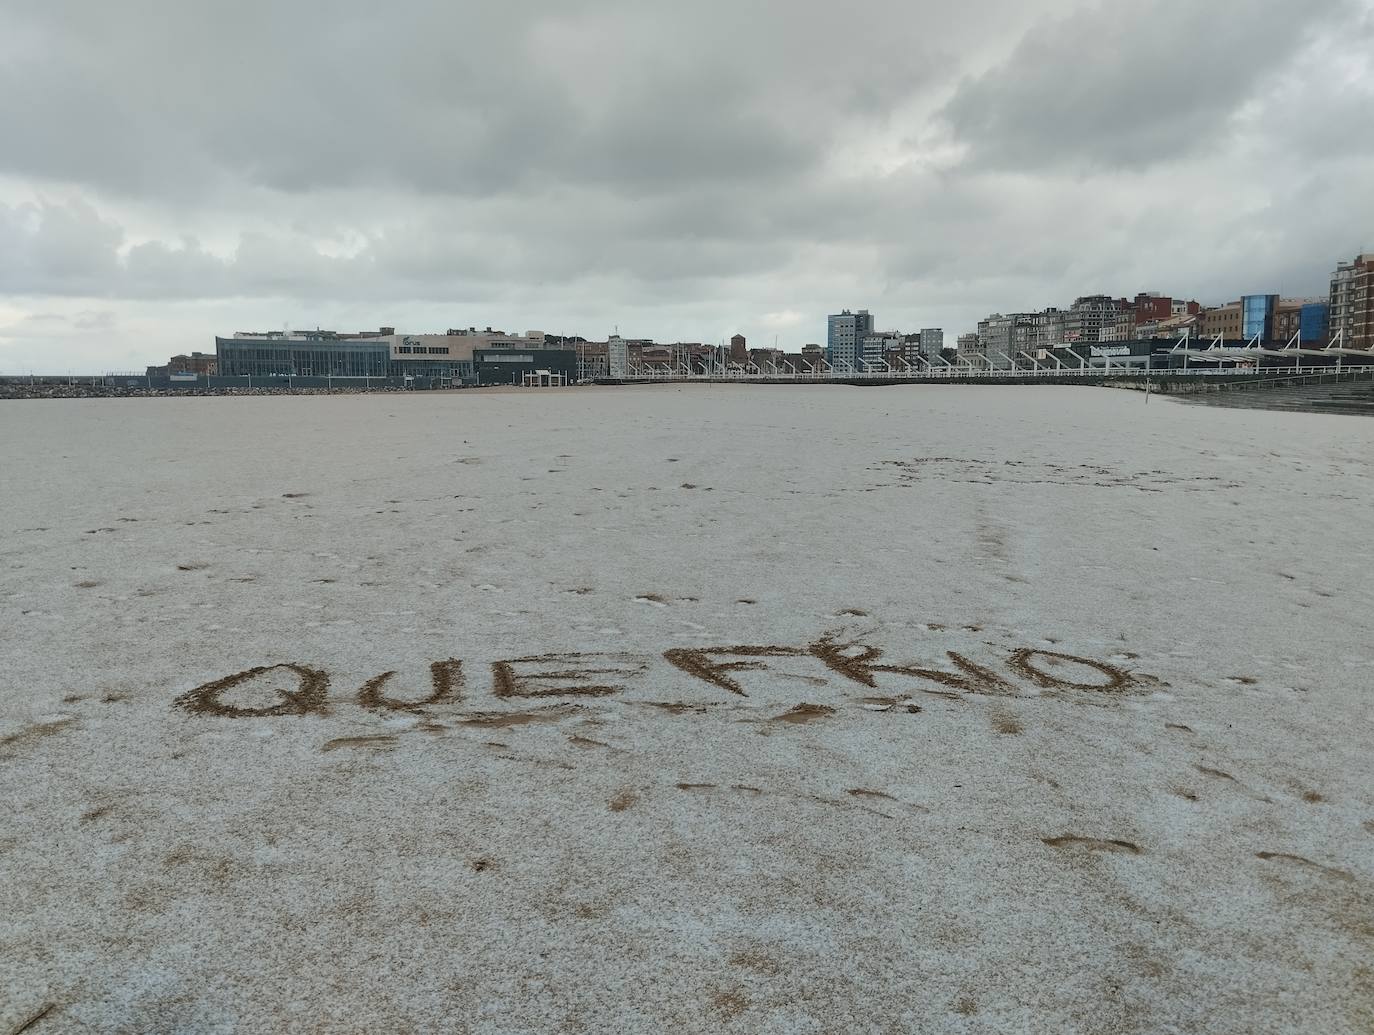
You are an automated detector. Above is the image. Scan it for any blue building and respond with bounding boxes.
[1241,294,1278,342]
[1299,302,1330,345]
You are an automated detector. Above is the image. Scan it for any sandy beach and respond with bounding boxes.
[2,384,1371,1033]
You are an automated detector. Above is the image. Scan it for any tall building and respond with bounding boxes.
[826,309,874,370]
[1011,314,1038,358]
[918,329,944,359]
[729,334,748,364]
[607,336,629,377]
[1029,309,1065,351]
[976,313,1036,367]
[1063,295,1124,344]
[1330,254,1374,350]
[975,314,1010,367]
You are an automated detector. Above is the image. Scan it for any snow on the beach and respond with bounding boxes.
[1,385,1371,1033]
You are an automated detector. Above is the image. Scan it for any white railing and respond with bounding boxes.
[611,362,1374,384]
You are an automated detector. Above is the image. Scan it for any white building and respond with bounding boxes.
[607,336,629,377]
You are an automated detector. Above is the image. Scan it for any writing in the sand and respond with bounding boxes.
[173,635,1144,718]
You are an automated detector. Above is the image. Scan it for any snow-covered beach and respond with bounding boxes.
[2,384,1371,1033]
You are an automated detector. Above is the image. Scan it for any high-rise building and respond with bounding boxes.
[826,309,874,370]
[729,334,748,364]
[1330,254,1374,350]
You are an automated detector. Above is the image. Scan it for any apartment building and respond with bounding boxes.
[1330,254,1374,349]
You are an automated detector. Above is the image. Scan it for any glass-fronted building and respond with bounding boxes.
[1241,294,1278,342]
[1300,302,1331,345]
[217,337,389,378]
[474,348,578,385]
[216,336,471,382]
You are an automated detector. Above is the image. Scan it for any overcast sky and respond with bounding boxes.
[2,0,1372,371]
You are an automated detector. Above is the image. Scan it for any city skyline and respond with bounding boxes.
[2,0,1373,371]
[3,252,1370,376]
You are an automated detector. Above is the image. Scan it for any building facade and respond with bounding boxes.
[827,310,874,371]
[1063,295,1123,345]
[859,331,902,368]
[1330,254,1374,349]
[918,328,944,359]
[215,327,555,382]
[1029,309,1065,351]
[1240,294,1279,343]
[473,348,578,386]
[729,334,748,364]
[606,337,629,377]
[1200,304,1243,341]
[975,314,1009,366]
[215,334,407,380]
[975,314,1034,368]
[1299,302,1331,346]
[1130,293,1174,323]
[1099,313,1137,342]
[147,351,218,378]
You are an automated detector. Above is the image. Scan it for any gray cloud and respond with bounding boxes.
[939,0,1359,171]
[0,0,1372,370]
[0,0,942,200]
